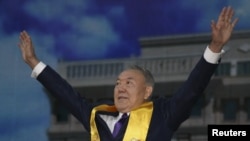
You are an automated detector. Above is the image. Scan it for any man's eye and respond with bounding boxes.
[126,81,132,85]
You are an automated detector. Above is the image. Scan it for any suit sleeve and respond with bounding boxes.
[165,56,219,131]
[37,66,93,132]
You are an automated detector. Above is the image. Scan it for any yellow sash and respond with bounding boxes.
[90,102,153,141]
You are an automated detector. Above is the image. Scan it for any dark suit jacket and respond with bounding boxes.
[37,56,218,141]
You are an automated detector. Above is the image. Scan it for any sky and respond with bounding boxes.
[0,0,250,141]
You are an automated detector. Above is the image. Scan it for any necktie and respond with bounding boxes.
[112,113,128,137]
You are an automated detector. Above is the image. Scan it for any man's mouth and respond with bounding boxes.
[118,96,128,100]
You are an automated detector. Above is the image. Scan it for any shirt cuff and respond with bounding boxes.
[203,46,225,64]
[31,62,46,78]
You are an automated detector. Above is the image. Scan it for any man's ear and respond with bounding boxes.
[144,86,153,100]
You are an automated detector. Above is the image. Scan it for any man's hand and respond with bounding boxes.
[209,6,239,53]
[18,31,40,69]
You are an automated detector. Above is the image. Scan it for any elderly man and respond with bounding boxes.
[18,6,238,141]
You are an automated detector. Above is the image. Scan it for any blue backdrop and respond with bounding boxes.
[0,0,249,141]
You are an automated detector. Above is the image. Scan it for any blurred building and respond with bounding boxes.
[46,30,250,141]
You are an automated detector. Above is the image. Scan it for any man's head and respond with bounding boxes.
[114,65,154,113]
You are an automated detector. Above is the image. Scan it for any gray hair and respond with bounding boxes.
[125,65,155,88]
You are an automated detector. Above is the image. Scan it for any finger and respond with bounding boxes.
[210,20,216,30]
[231,18,239,28]
[20,30,29,41]
[20,31,26,41]
[218,7,226,22]
[19,36,25,47]
[224,6,234,22]
[22,31,29,41]
[20,32,24,41]
[19,34,25,44]
[228,7,234,21]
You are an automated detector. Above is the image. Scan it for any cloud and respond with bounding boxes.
[24,0,90,21]
[55,16,121,60]
[232,0,250,29]
[21,0,139,61]
[178,0,250,32]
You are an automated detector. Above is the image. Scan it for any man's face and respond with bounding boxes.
[114,69,152,113]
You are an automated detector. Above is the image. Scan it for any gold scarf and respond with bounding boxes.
[90,102,153,141]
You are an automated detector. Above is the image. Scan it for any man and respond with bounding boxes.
[18,6,238,141]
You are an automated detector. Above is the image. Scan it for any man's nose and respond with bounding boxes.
[117,83,126,91]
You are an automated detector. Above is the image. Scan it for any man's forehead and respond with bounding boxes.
[117,70,143,80]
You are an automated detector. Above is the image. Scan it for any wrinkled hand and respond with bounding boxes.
[209,6,239,53]
[18,31,39,69]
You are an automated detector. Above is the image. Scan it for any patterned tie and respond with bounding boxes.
[112,113,128,137]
